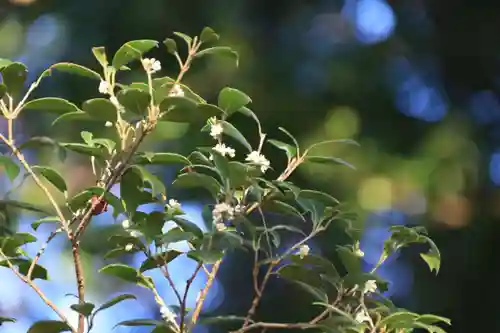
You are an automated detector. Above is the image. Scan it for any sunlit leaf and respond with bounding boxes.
[27,320,72,333]
[1,62,27,96]
[112,40,159,69]
[31,166,67,194]
[31,216,59,231]
[187,249,224,264]
[50,62,101,80]
[82,98,117,123]
[173,172,221,199]
[116,88,151,116]
[217,87,251,115]
[23,98,81,115]
[91,46,108,68]
[134,152,190,166]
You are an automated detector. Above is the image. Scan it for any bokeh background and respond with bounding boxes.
[1,0,499,332]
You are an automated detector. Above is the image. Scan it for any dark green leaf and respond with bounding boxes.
[140,250,183,272]
[116,88,151,116]
[336,246,362,275]
[134,152,190,166]
[263,200,304,220]
[132,165,166,198]
[195,47,239,67]
[1,232,37,256]
[120,167,152,213]
[52,111,91,127]
[59,142,104,157]
[112,40,159,69]
[23,98,81,115]
[50,62,101,80]
[416,314,451,326]
[27,320,72,333]
[173,172,221,199]
[219,120,252,152]
[0,199,52,215]
[91,46,108,68]
[277,263,324,289]
[268,139,297,160]
[0,155,19,182]
[200,27,220,44]
[114,319,165,328]
[1,62,27,96]
[31,216,59,231]
[95,294,137,313]
[0,84,6,99]
[99,263,141,283]
[162,227,194,243]
[0,316,15,325]
[0,58,13,70]
[31,166,67,194]
[187,249,224,264]
[218,87,251,115]
[70,302,95,317]
[163,38,177,54]
[173,32,192,45]
[82,98,117,123]
[0,258,48,280]
[290,254,339,278]
[171,217,204,239]
[18,136,66,161]
[68,186,124,217]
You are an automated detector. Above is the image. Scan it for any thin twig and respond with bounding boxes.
[180,262,203,332]
[189,260,222,328]
[0,249,77,333]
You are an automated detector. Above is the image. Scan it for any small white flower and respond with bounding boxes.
[168,84,184,97]
[355,309,371,324]
[105,121,113,128]
[212,143,235,159]
[210,122,223,139]
[245,151,270,173]
[363,280,377,294]
[159,306,176,323]
[122,219,130,229]
[99,80,110,94]
[298,244,310,259]
[167,199,181,211]
[234,204,245,215]
[142,58,162,74]
[212,202,235,224]
[124,243,134,251]
[215,222,227,232]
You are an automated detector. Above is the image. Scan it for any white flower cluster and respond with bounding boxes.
[166,198,182,211]
[208,117,223,139]
[159,305,177,323]
[99,80,111,95]
[168,84,184,97]
[355,309,371,324]
[141,58,162,74]
[298,244,310,259]
[121,219,141,251]
[212,143,235,158]
[211,202,244,231]
[245,150,270,173]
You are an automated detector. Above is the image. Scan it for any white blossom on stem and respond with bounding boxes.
[245,151,270,173]
[168,83,184,97]
[298,244,310,259]
[159,306,177,323]
[215,222,227,232]
[99,80,111,94]
[167,199,181,211]
[124,243,134,251]
[212,202,234,225]
[142,58,162,74]
[212,143,235,159]
[363,280,377,294]
[122,219,130,229]
[355,309,371,324]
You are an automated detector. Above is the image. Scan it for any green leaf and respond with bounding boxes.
[199,315,250,325]
[187,249,224,264]
[0,58,13,70]
[23,97,81,115]
[159,98,222,123]
[268,139,297,160]
[50,62,101,80]
[132,165,166,198]
[70,302,95,317]
[163,38,177,54]
[417,314,451,326]
[218,87,251,115]
[163,227,194,243]
[195,47,239,67]
[171,217,204,239]
[211,150,231,183]
[31,216,59,231]
[59,142,104,157]
[82,98,117,123]
[277,263,324,289]
[173,172,221,199]
[112,40,159,69]
[0,316,15,325]
[0,155,20,182]
[134,152,190,166]
[31,166,67,194]
[0,258,48,280]
[52,111,91,127]
[18,136,66,161]
[378,311,419,328]
[99,263,143,283]
[336,245,362,275]
[278,127,300,149]
[1,62,27,96]
[304,156,355,170]
[220,120,252,152]
[68,186,124,217]
[27,320,72,333]
[114,319,165,328]
[95,294,137,314]
[1,232,37,256]
[140,250,183,272]
[120,167,152,213]
[153,77,206,104]
[116,88,151,116]
[0,84,6,99]
[200,27,220,44]
[173,32,192,45]
[263,200,304,220]
[290,254,339,278]
[91,46,108,68]
[420,238,441,274]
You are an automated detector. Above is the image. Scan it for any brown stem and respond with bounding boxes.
[180,263,203,332]
[242,262,276,328]
[190,260,222,328]
[70,239,86,333]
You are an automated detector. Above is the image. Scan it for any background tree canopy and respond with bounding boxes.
[0,0,499,332]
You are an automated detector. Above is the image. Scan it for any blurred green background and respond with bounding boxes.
[1,0,500,332]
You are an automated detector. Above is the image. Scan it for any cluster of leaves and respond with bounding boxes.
[0,27,449,333]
